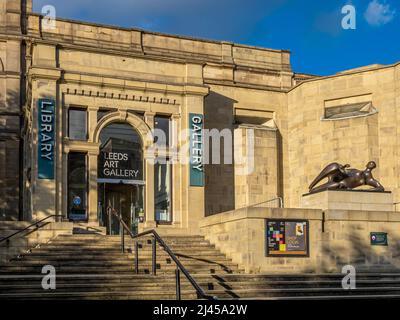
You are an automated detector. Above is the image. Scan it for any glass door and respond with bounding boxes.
[98,183,144,235]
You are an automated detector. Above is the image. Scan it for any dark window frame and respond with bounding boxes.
[154,158,173,225]
[68,107,88,141]
[67,152,88,221]
[154,115,171,147]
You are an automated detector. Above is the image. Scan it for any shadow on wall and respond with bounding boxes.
[0,89,22,221]
[320,225,400,273]
[204,91,237,216]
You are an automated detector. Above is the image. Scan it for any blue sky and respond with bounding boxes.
[33,0,400,76]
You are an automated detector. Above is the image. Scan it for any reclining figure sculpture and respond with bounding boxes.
[308,161,385,194]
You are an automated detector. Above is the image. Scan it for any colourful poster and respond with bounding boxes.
[266,219,309,257]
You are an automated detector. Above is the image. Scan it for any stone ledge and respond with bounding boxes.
[325,210,400,222]
[301,190,394,212]
[200,207,323,228]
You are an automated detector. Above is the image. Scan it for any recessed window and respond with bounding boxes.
[97,108,118,122]
[68,153,87,221]
[323,102,377,120]
[154,115,171,147]
[155,158,172,223]
[68,108,87,140]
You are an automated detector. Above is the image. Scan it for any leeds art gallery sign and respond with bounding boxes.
[98,150,143,182]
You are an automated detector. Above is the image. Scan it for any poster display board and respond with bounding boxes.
[266,219,309,257]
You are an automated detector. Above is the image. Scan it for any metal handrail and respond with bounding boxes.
[247,197,284,209]
[106,207,217,300]
[0,215,63,245]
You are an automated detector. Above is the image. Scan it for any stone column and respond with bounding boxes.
[181,94,206,232]
[88,107,99,142]
[142,153,156,230]
[141,112,156,230]
[88,151,99,223]
[171,114,182,226]
[62,149,69,220]
[30,43,61,220]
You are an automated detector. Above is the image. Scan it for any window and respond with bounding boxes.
[154,159,172,223]
[154,115,171,147]
[68,153,87,221]
[323,102,377,120]
[98,122,143,183]
[68,108,87,140]
[97,108,118,122]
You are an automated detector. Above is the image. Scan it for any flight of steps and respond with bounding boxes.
[1,233,400,300]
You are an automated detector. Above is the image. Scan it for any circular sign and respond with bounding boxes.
[73,196,82,206]
[371,235,376,241]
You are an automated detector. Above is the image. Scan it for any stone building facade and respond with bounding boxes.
[0,0,399,236]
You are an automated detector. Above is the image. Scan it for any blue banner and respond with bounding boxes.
[38,99,55,179]
[189,113,204,187]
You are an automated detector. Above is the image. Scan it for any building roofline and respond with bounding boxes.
[289,61,400,92]
[29,13,291,55]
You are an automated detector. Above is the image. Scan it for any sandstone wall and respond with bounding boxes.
[287,64,400,208]
[0,0,27,220]
[200,206,400,273]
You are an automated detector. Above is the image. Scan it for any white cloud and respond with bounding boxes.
[364,0,396,26]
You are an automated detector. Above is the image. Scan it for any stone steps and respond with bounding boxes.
[10,258,234,268]
[15,251,227,259]
[1,233,400,300]
[3,286,400,300]
[3,279,400,293]
[40,244,216,250]
[2,259,239,269]
[0,265,239,275]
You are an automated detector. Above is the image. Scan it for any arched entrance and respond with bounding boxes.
[97,122,145,235]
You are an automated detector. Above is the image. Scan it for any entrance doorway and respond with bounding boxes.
[97,122,145,235]
[98,183,144,235]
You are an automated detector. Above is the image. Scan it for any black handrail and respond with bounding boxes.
[106,207,217,300]
[0,215,63,245]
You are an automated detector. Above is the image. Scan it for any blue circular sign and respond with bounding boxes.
[73,196,81,206]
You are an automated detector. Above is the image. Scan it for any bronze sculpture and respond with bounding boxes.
[308,161,384,194]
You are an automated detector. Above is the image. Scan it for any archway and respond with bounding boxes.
[97,122,145,235]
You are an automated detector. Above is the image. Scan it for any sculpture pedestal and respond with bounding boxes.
[301,190,393,211]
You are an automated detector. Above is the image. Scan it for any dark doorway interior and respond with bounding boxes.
[98,183,144,236]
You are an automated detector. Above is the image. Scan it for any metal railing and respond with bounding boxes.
[106,207,217,300]
[0,215,63,245]
[248,196,284,209]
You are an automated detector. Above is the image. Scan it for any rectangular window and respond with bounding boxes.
[68,153,88,221]
[68,108,87,141]
[154,115,170,147]
[154,159,172,223]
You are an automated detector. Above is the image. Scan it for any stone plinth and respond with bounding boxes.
[301,190,394,212]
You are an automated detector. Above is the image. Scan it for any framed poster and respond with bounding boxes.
[266,219,309,257]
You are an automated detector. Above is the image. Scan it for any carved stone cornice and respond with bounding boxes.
[28,67,62,81]
[62,72,209,97]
